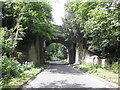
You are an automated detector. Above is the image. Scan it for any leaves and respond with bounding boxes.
[3,2,57,40]
[1,2,58,86]
[63,1,120,61]
[21,2,56,39]
[46,43,67,59]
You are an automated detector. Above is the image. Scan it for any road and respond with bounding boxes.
[24,60,117,89]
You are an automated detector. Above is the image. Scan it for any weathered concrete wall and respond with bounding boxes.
[28,41,38,63]
[67,44,76,64]
[27,36,42,65]
[75,40,111,67]
[16,35,45,65]
[39,38,46,64]
[75,41,90,64]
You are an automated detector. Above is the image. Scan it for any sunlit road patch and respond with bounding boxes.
[25,60,116,89]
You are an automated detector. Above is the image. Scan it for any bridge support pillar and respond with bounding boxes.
[67,44,75,64]
[39,38,46,64]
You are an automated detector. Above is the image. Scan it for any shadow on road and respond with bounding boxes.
[45,60,82,75]
[22,60,117,89]
[37,80,91,88]
[47,64,82,75]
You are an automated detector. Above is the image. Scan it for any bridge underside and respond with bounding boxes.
[46,36,76,64]
[16,25,90,65]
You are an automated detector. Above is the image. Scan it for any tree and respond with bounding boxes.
[1,1,58,86]
[2,2,57,40]
[22,2,57,39]
[1,1,58,56]
[83,3,120,61]
[63,0,120,62]
[46,43,67,60]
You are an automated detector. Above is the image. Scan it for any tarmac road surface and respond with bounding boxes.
[24,60,118,89]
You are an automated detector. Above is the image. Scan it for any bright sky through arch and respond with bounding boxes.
[49,0,67,26]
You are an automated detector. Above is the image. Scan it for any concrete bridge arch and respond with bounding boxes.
[46,35,76,64]
[16,24,90,65]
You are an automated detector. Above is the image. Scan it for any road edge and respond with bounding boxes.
[69,64,119,88]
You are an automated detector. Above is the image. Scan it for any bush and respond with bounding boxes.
[1,56,23,81]
[77,62,102,73]
[20,61,35,71]
[110,62,119,73]
[79,62,119,74]
[82,62,101,68]
[1,56,35,86]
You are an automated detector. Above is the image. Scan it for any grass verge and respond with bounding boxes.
[71,63,118,84]
[1,64,48,90]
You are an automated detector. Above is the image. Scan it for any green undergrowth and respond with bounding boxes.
[2,68,41,89]
[0,57,47,90]
[72,62,119,84]
[57,59,68,64]
[1,63,48,90]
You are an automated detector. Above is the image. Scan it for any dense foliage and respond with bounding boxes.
[2,2,57,39]
[1,56,45,89]
[1,56,35,85]
[63,1,120,62]
[1,1,56,88]
[46,43,67,60]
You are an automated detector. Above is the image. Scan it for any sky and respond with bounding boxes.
[49,0,67,26]
[49,0,115,25]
